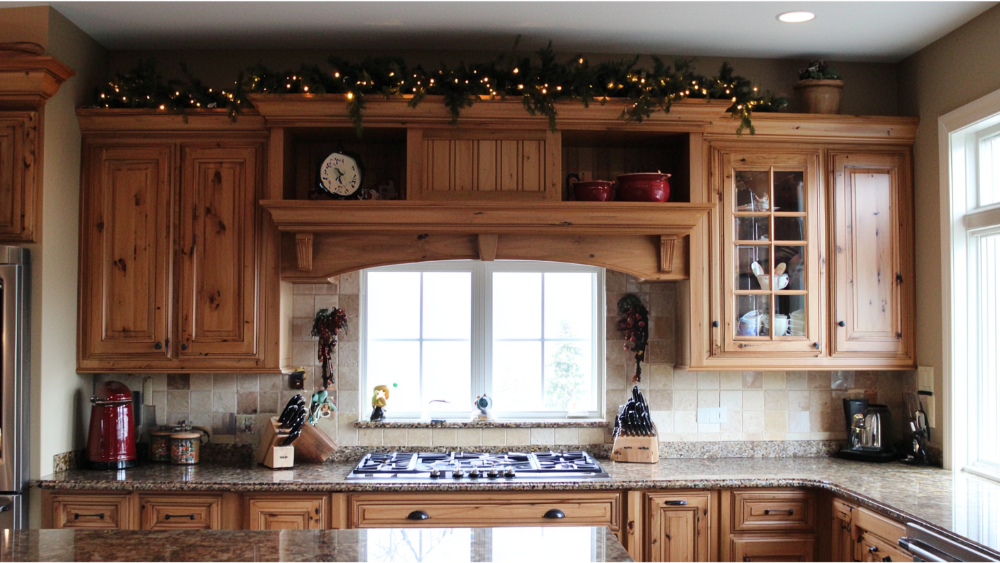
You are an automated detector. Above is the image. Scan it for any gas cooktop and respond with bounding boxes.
[347,451,610,482]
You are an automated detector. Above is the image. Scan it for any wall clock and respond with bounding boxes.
[317,151,364,199]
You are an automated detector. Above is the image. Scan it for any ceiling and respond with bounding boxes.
[3,1,996,62]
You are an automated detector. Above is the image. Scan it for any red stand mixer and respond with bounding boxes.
[86,381,137,469]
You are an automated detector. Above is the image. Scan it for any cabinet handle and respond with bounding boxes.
[407,510,429,521]
[164,514,195,521]
[839,321,846,327]
[764,509,793,515]
[712,321,719,328]
[869,546,879,553]
[181,343,188,351]
[543,509,565,519]
[664,501,688,506]
[74,512,104,520]
[881,557,892,562]
[154,341,162,350]
[842,523,851,531]
[813,342,820,350]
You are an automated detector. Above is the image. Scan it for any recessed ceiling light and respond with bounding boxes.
[777,11,815,23]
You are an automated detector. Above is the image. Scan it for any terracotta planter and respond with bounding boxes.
[795,79,844,114]
[616,173,671,202]
[573,180,615,201]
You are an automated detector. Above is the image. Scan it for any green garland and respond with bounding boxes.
[93,41,787,135]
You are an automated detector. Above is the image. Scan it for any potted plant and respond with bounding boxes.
[794,60,843,114]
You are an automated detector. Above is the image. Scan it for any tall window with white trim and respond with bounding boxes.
[361,261,604,420]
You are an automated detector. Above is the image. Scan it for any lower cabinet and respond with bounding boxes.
[831,498,858,562]
[720,489,818,562]
[732,536,816,562]
[46,493,133,530]
[139,494,224,530]
[245,493,329,530]
[853,506,912,563]
[640,491,715,562]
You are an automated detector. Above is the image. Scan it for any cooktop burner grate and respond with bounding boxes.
[347,450,610,481]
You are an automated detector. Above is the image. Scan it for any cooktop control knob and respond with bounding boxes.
[504,467,516,478]
[452,469,464,479]
[468,468,480,478]
[429,468,440,478]
[487,468,499,479]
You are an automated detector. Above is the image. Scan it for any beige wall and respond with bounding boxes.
[897,3,1000,456]
[106,50,899,116]
[0,5,107,527]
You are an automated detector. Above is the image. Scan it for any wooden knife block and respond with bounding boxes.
[610,425,659,464]
[255,417,338,467]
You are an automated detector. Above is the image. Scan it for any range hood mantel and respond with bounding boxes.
[262,200,713,283]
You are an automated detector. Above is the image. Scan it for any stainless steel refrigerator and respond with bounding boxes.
[0,246,29,529]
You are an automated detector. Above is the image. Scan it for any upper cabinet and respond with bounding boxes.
[76,114,279,373]
[0,55,74,243]
[830,151,914,364]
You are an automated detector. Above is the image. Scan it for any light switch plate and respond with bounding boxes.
[698,406,728,424]
[918,366,934,393]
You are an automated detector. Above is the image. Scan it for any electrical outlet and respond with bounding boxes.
[698,407,728,424]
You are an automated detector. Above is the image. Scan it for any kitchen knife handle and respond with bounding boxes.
[543,509,565,519]
[165,514,196,521]
[664,501,688,506]
[74,512,104,520]
[407,510,429,521]
[764,509,793,515]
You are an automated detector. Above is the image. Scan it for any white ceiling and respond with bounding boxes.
[3,1,996,62]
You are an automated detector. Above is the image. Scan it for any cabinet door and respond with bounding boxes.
[245,495,327,530]
[409,128,560,201]
[178,145,260,358]
[79,144,174,364]
[832,498,857,562]
[731,536,815,562]
[718,149,823,355]
[646,492,712,562]
[0,112,37,242]
[831,152,913,361]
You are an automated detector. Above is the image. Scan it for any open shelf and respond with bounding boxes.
[284,126,408,200]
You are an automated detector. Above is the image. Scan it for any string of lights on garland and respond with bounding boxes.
[93,40,788,136]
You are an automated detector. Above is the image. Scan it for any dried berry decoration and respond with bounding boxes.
[617,294,650,383]
[311,308,349,390]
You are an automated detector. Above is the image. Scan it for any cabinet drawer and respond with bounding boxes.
[855,507,906,544]
[860,531,913,563]
[731,536,815,562]
[350,492,621,530]
[245,494,328,530]
[732,490,816,532]
[50,493,131,530]
[139,494,222,530]
[832,498,855,524]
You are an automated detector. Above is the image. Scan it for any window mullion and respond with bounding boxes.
[477,261,490,401]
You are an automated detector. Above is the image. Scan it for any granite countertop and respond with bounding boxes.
[36,457,1000,557]
[1,527,631,562]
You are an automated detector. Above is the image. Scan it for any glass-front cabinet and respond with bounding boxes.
[717,149,822,355]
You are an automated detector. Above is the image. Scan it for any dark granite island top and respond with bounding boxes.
[3,527,631,562]
[35,457,1000,558]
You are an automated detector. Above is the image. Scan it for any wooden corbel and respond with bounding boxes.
[295,233,314,272]
[478,234,499,261]
[659,235,678,273]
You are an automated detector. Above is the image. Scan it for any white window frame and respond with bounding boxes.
[359,260,605,421]
[940,86,1000,481]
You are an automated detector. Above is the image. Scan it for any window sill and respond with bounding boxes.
[963,463,1000,484]
[353,419,607,429]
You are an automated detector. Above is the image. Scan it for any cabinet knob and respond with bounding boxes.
[839,321,846,327]
[407,510,429,521]
[712,321,719,328]
[813,342,820,350]
[869,546,879,553]
[181,343,188,351]
[543,509,565,519]
[154,341,162,350]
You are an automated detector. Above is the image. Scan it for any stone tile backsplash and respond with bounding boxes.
[96,270,916,453]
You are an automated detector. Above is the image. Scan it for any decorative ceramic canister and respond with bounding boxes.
[169,432,202,465]
[149,428,173,462]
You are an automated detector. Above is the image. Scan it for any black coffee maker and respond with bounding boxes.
[838,398,897,462]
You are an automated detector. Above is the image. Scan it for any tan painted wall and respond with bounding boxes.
[107,50,898,116]
[897,3,1000,456]
[0,5,107,527]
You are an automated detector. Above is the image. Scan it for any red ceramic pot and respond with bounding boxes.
[616,173,672,202]
[573,180,615,201]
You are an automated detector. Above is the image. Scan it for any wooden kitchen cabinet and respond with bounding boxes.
[731,536,816,562]
[831,498,858,562]
[709,146,824,364]
[245,493,329,530]
[830,151,914,366]
[75,119,277,372]
[0,112,39,242]
[46,492,133,530]
[853,507,911,563]
[644,491,715,562]
[720,489,818,562]
[139,493,224,530]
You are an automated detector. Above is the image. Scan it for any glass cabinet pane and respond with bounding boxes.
[774,217,804,241]
[773,246,806,290]
[773,171,805,212]
[735,171,771,211]
[735,216,770,241]
[775,295,806,336]
[736,246,770,290]
[736,295,770,337]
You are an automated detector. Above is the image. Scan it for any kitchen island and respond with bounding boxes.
[1,526,632,561]
[35,457,1000,560]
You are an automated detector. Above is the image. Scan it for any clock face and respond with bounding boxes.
[318,152,362,197]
